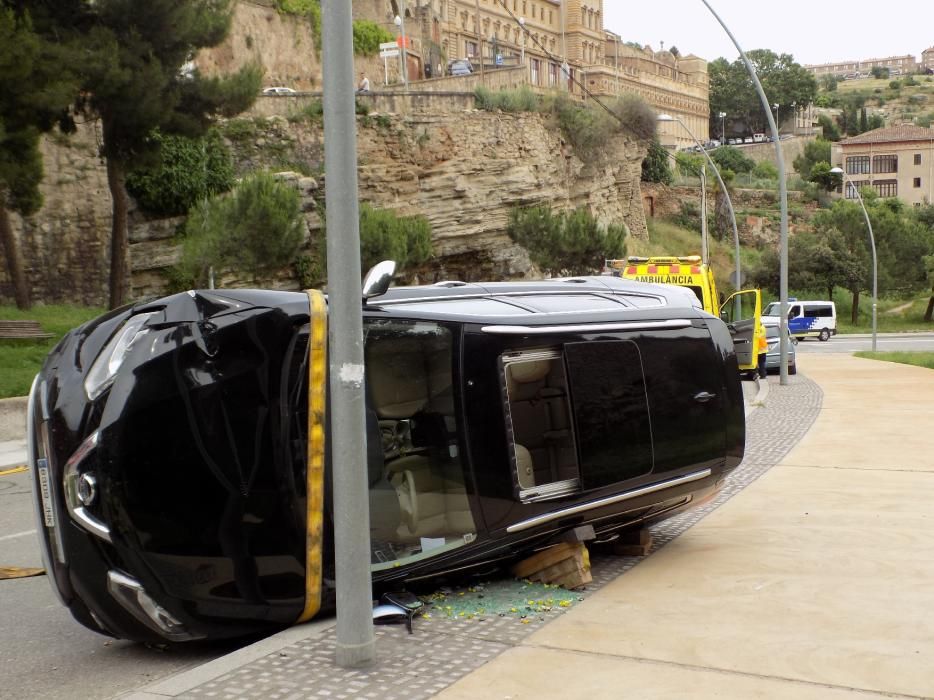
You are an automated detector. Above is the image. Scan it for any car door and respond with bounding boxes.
[721,289,762,371]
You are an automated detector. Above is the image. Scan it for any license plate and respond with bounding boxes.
[37,458,56,527]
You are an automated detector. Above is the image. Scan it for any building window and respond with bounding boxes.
[465,40,477,58]
[844,181,869,199]
[530,57,540,85]
[548,62,558,87]
[914,177,922,188]
[915,153,922,166]
[872,154,897,173]
[846,155,870,174]
[874,180,897,198]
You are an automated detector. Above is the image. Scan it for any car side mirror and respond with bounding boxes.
[362,260,397,301]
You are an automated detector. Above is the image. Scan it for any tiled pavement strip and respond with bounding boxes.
[152,375,822,700]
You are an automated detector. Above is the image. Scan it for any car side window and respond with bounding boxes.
[363,319,477,571]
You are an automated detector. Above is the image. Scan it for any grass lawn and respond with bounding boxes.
[0,305,105,399]
[854,351,934,370]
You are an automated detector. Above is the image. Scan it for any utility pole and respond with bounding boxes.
[321,0,376,669]
[474,0,485,86]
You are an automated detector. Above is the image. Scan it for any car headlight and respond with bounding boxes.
[84,312,158,400]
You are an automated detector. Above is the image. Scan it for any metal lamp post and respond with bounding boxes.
[659,113,742,291]
[831,167,878,351]
[700,0,790,384]
[393,14,407,88]
[718,111,726,144]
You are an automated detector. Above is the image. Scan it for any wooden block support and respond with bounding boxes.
[612,528,653,556]
[512,541,592,589]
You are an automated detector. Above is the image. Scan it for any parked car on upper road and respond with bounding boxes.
[447,58,474,76]
[28,267,746,644]
[262,86,297,95]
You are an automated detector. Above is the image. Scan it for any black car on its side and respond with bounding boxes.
[28,271,745,644]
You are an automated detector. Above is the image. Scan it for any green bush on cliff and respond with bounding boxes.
[540,94,656,162]
[174,173,306,288]
[126,130,234,216]
[474,86,540,112]
[507,205,627,275]
[352,20,394,56]
[358,204,433,273]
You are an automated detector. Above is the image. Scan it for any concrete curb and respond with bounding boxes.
[0,396,27,441]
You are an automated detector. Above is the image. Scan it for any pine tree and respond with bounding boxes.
[0,6,77,309]
[41,0,261,308]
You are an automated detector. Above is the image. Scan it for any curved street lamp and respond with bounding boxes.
[699,0,790,384]
[658,113,742,293]
[830,167,878,351]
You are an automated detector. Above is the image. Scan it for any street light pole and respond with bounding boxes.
[700,0,790,384]
[718,111,726,144]
[659,113,742,291]
[320,0,375,668]
[393,14,408,88]
[831,167,878,351]
[473,0,485,86]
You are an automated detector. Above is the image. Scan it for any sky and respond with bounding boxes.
[602,1,933,67]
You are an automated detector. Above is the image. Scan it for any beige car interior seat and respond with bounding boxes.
[366,334,474,544]
[506,358,578,489]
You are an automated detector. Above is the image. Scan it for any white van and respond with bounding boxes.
[763,300,837,341]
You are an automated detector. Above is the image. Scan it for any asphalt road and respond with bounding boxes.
[0,466,242,700]
[793,331,934,353]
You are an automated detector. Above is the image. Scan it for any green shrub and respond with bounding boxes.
[352,19,394,56]
[670,201,701,230]
[641,139,674,185]
[675,151,704,177]
[287,99,324,124]
[710,145,755,174]
[126,130,234,216]
[222,118,259,143]
[752,160,778,179]
[357,204,433,273]
[507,205,626,275]
[474,86,540,112]
[607,94,657,141]
[176,173,306,287]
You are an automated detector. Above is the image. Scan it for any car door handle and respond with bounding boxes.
[693,391,716,403]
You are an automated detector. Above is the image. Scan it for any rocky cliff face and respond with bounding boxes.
[194,0,322,90]
[2,106,648,306]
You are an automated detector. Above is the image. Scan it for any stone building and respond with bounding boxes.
[831,125,934,207]
[806,54,920,78]
[353,0,709,146]
[923,47,934,73]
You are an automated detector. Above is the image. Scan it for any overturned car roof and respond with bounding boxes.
[366,275,704,321]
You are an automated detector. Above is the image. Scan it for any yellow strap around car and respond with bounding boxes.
[296,289,327,624]
[0,466,28,477]
[0,567,45,580]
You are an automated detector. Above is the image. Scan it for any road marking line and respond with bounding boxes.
[0,465,28,477]
[0,529,37,542]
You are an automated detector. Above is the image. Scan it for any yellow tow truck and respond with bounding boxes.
[605,255,765,376]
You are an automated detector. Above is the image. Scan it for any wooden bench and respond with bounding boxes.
[0,320,54,341]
